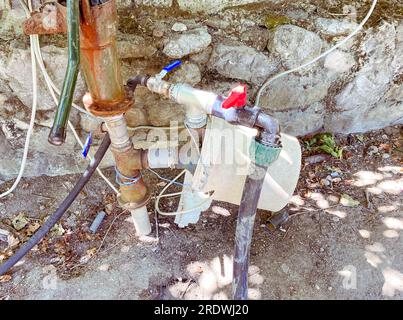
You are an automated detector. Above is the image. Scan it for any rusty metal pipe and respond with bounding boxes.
[79,1,150,233]
[232,162,268,300]
[103,116,149,206]
[80,0,132,117]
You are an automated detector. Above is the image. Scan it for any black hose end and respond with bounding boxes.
[48,125,66,146]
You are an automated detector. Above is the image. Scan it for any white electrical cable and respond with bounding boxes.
[0,1,37,199]
[127,125,184,132]
[0,34,38,199]
[2,0,119,197]
[154,125,212,216]
[33,40,119,194]
[154,169,212,216]
[254,0,378,108]
[148,168,188,187]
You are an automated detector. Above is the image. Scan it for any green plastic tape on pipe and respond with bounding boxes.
[48,0,80,146]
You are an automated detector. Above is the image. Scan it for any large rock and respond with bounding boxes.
[0,45,87,112]
[315,18,358,36]
[267,25,326,70]
[117,35,157,59]
[0,7,25,40]
[139,96,185,127]
[272,103,325,136]
[169,62,202,86]
[189,47,213,71]
[0,123,86,182]
[0,87,115,182]
[328,22,403,133]
[163,27,212,59]
[209,43,280,85]
[258,68,333,112]
[324,50,356,74]
[240,26,271,51]
[0,47,104,182]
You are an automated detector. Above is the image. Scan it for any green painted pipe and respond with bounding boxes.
[48,0,80,146]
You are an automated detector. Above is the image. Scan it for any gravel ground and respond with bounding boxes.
[0,126,402,300]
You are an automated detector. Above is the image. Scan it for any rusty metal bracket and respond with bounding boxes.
[23,2,67,35]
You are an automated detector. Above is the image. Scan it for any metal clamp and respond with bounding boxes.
[114,167,143,186]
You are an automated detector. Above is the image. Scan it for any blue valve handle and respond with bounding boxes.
[163,60,182,72]
[82,133,93,158]
[157,60,182,79]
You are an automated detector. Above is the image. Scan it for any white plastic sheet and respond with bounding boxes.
[193,117,302,212]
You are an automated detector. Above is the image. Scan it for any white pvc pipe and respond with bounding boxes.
[130,206,152,236]
[148,147,176,169]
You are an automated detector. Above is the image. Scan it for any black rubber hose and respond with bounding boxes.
[0,133,111,276]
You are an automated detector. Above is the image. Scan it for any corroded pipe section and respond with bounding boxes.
[23,2,67,35]
[80,1,151,234]
[232,133,282,300]
[232,163,268,300]
[103,116,149,206]
[80,0,132,117]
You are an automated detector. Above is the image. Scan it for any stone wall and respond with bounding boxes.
[0,0,402,180]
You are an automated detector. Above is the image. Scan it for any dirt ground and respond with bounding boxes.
[0,125,401,300]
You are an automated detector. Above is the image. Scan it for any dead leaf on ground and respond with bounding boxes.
[0,275,12,282]
[7,234,20,248]
[379,143,392,153]
[12,213,29,231]
[79,247,97,264]
[340,194,360,208]
[26,222,41,236]
[0,228,9,242]
[305,154,330,165]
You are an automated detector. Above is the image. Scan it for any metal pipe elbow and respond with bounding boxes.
[127,75,150,91]
[255,112,281,146]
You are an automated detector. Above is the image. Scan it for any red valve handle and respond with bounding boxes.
[222,84,247,109]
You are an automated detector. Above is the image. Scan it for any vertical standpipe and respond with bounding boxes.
[80,0,126,115]
[233,137,282,300]
[80,0,151,235]
[232,164,269,300]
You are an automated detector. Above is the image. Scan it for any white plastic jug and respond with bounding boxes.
[192,117,302,212]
